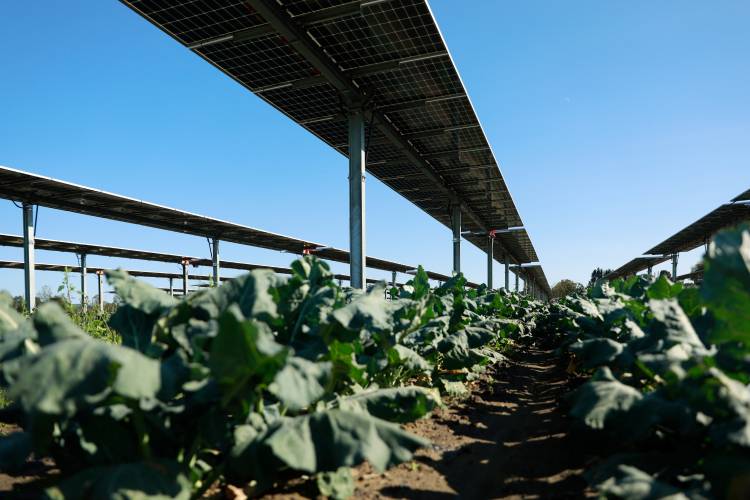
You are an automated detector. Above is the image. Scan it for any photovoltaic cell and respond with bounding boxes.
[120,0,544,267]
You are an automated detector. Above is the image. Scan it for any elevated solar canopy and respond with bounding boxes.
[646,195,750,256]
[522,265,551,298]
[120,0,545,292]
[0,261,225,283]
[607,187,750,280]
[0,166,469,284]
[606,256,670,281]
[0,166,486,307]
[509,264,550,299]
[0,259,226,310]
[0,233,415,294]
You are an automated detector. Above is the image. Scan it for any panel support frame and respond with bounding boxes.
[486,235,493,289]
[451,204,461,275]
[212,238,220,286]
[348,108,366,289]
[80,253,88,311]
[22,203,35,311]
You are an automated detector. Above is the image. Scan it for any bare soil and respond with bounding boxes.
[1,346,591,499]
[261,345,592,499]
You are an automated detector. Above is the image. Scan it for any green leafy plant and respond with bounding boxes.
[541,223,750,498]
[0,256,537,498]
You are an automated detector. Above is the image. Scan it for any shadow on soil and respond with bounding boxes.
[381,347,591,499]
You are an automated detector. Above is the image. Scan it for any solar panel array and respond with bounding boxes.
[607,187,750,279]
[646,201,750,255]
[0,167,475,285]
[0,260,230,282]
[121,0,541,267]
[606,256,669,280]
[515,264,551,296]
[0,233,425,285]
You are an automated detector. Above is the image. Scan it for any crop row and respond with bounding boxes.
[0,257,542,499]
[540,223,750,499]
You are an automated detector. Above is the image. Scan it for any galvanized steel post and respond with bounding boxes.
[515,268,519,293]
[181,258,189,296]
[504,252,510,290]
[348,108,366,289]
[486,235,493,289]
[169,277,174,297]
[22,203,35,311]
[212,238,220,286]
[80,253,88,311]
[97,270,104,311]
[451,204,461,274]
[671,253,678,280]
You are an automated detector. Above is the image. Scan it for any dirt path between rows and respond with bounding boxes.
[349,345,589,499]
[262,345,591,499]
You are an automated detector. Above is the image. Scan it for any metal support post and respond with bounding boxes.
[391,271,397,288]
[515,270,519,293]
[181,259,189,296]
[647,265,653,277]
[348,108,366,289]
[212,238,220,286]
[504,253,510,290]
[486,235,493,289]
[671,253,678,280]
[451,204,461,274]
[22,203,35,311]
[169,277,174,297]
[97,271,104,311]
[80,253,88,311]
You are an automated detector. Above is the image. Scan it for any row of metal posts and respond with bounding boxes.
[20,202,223,311]
[19,106,542,308]
[645,253,679,280]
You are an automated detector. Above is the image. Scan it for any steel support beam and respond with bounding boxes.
[647,265,653,277]
[348,109,366,289]
[486,235,493,289]
[515,269,519,293]
[391,271,397,288]
[169,277,174,297]
[451,205,461,275]
[181,259,189,295]
[671,253,678,280]
[22,203,35,311]
[504,253,510,290]
[97,270,104,311]
[245,0,488,234]
[212,238,220,286]
[80,253,88,310]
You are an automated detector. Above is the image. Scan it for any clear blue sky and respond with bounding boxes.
[1,1,748,298]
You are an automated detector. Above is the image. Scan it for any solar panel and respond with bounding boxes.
[120,0,540,265]
[0,260,217,281]
[646,197,750,255]
[606,256,669,280]
[0,166,473,284]
[608,186,750,279]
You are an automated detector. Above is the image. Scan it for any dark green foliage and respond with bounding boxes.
[544,223,750,498]
[0,255,538,498]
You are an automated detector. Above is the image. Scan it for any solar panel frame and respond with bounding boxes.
[119,0,543,269]
[0,166,475,285]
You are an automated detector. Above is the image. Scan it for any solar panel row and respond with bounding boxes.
[607,187,750,279]
[121,0,543,270]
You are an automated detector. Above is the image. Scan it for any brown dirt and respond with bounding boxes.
[0,424,60,498]
[260,346,591,499]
